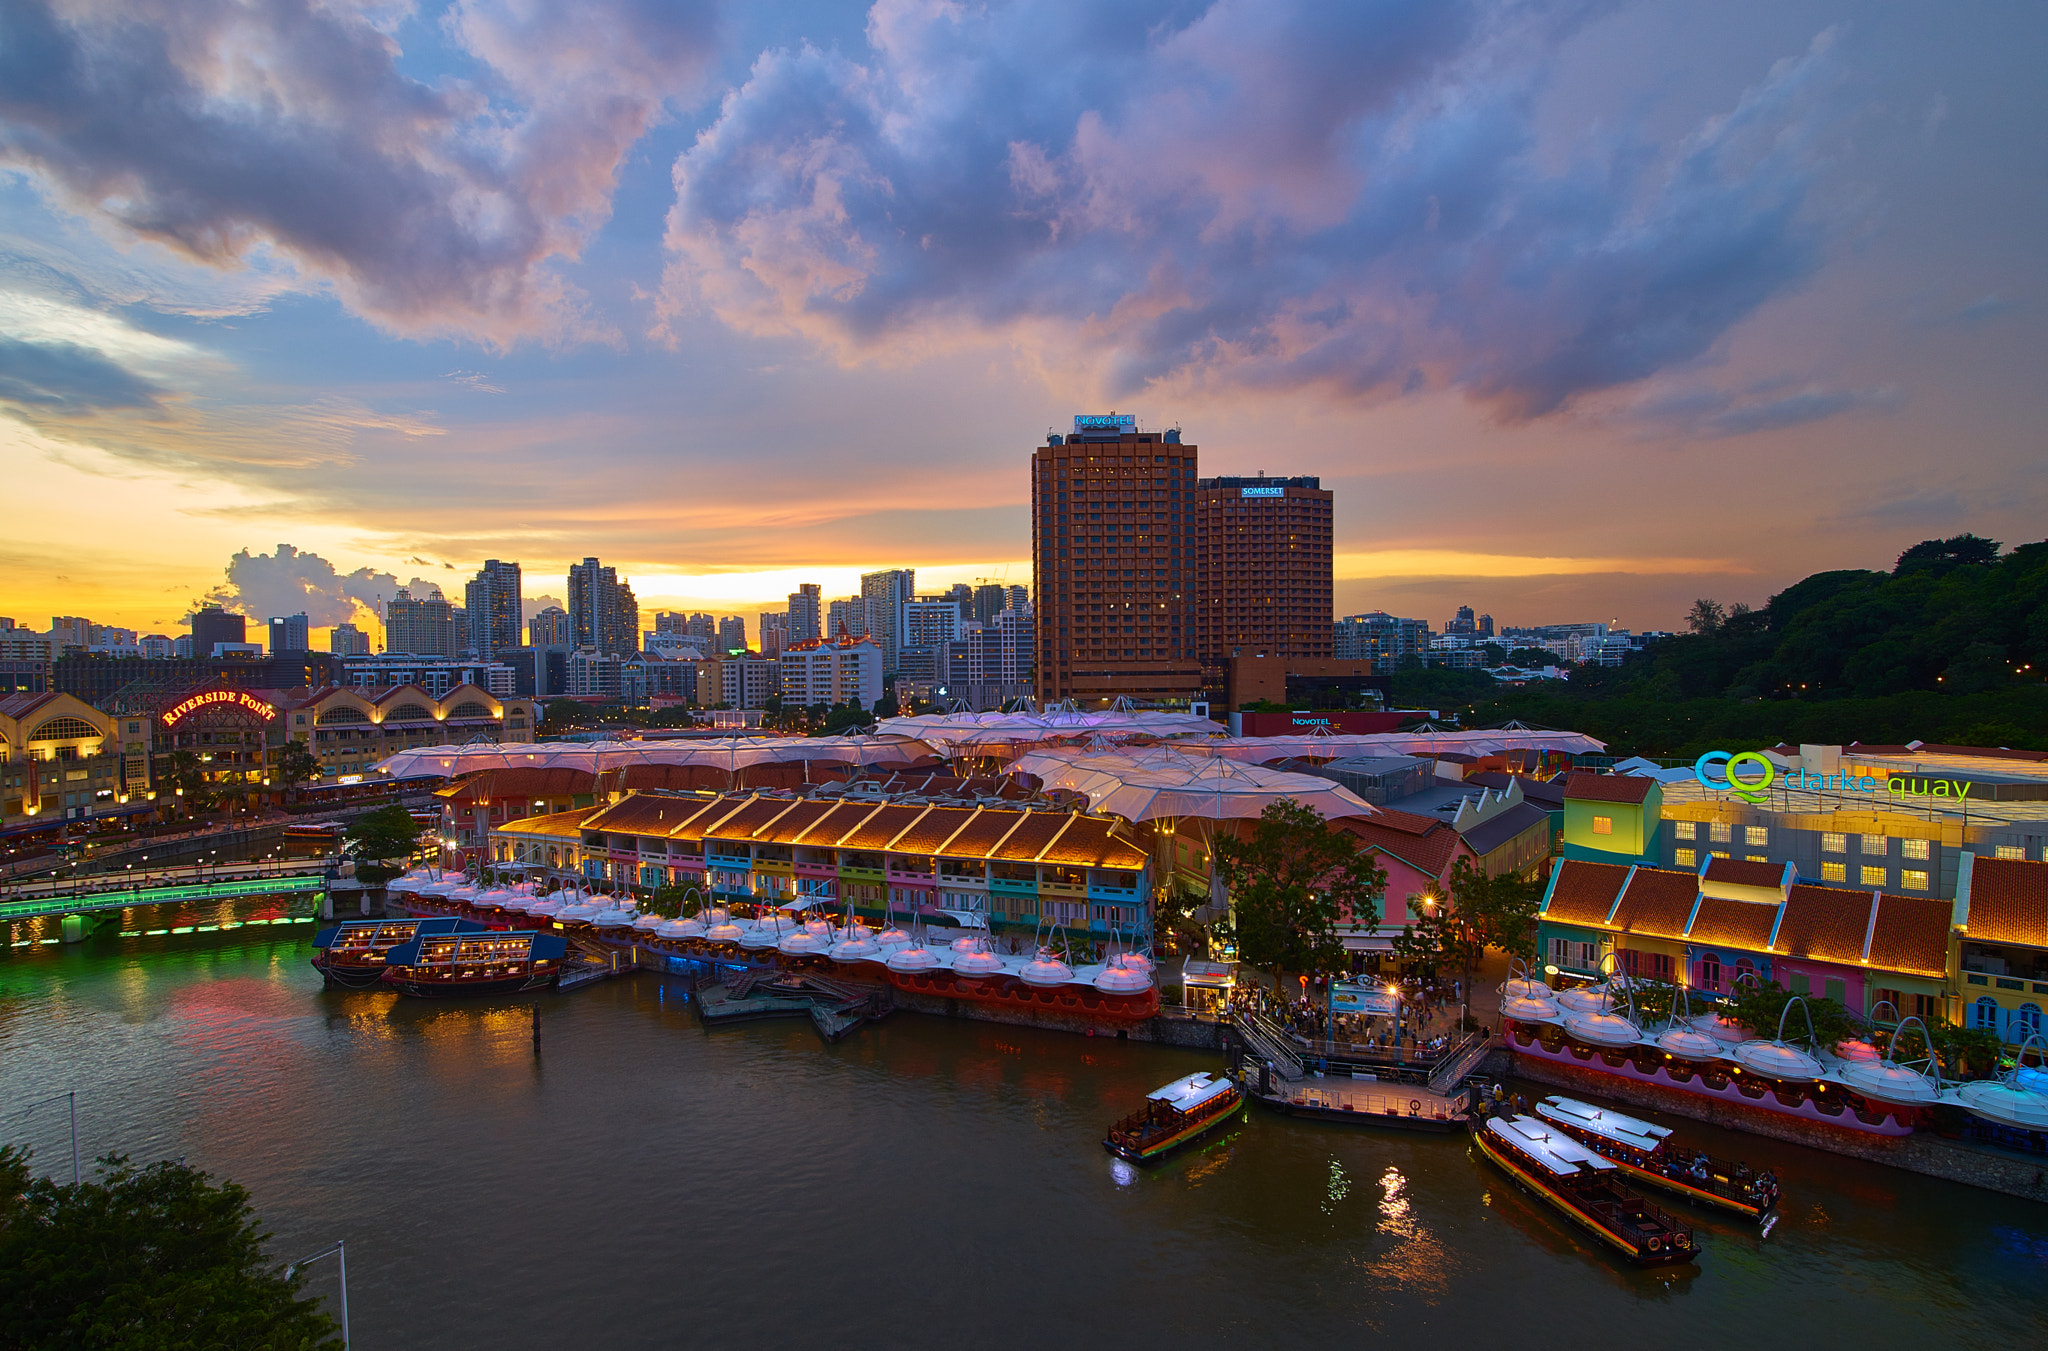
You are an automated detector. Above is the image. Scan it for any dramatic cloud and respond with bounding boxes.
[663,0,1841,416]
[1627,379,1900,439]
[0,337,161,411]
[0,0,719,344]
[203,543,445,627]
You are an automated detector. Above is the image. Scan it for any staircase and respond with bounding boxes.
[1236,1010,1305,1083]
[1427,1031,1496,1096]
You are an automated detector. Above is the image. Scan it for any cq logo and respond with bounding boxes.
[1694,750,1776,804]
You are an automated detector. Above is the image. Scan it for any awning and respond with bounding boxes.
[938,909,989,929]
[1182,959,1236,988]
[1341,936,1397,952]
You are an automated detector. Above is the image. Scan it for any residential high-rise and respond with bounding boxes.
[1004,584,1029,613]
[758,612,790,657]
[780,634,884,709]
[328,623,371,656]
[567,557,638,656]
[189,606,247,658]
[716,615,747,654]
[1333,611,1428,664]
[654,611,687,634]
[463,559,523,661]
[268,613,310,654]
[972,583,1007,624]
[860,569,915,674]
[1032,416,1200,704]
[686,612,716,643]
[1191,474,1333,698]
[787,584,822,642]
[826,596,865,639]
[905,599,963,648]
[529,606,572,647]
[384,588,456,656]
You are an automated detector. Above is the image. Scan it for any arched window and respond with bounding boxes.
[448,702,493,719]
[316,707,368,725]
[1969,996,2001,1032]
[1734,957,1756,987]
[29,717,101,741]
[383,704,432,722]
[1699,953,1723,992]
[2019,1003,2043,1036]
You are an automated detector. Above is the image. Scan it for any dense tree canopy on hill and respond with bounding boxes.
[1390,536,2048,757]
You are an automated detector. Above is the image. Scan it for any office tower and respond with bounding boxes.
[463,559,523,661]
[1004,584,1029,613]
[268,613,310,654]
[654,611,684,634]
[384,588,456,656]
[717,615,747,653]
[1190,473,1333,693]
[1033,415,1200,703]
[905,599,964,648]
[49,616,92,649]
[568,557,638,656]
[758,612,790,658]
[328,623,371,656]
[1446,605,1477,636]
[1478,613,1495,639]
[529,606,572,647]
[972,583,1007,624]
[825,597,864,639]
[787,584,822,642]
[860,568,915,674]
[189,606,248,658]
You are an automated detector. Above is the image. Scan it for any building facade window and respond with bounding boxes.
[1674,848,1697,868]
[1699,953,1722,991]
[1861,866,1887,886]
[1822,832,1847,853]
[1996,845,2026,860]
[1591,815,1613,836]
[1901,869,1929,892]
[1745,826,1768,846]
[1902,838,1930,861]
[1861,834,1889,856]
[1672,821,1697,841]
[1821,861,1847,882]
[1710,822,1732,844]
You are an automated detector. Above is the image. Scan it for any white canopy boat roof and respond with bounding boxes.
[1537,1096,1673,1152]
[1485,1115,1618,1176]
[1147,1072,1237,1113]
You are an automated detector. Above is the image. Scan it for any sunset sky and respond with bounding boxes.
[2,0,2043,647]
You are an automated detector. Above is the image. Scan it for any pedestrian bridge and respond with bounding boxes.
[0,873,325,925]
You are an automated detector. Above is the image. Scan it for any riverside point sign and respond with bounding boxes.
[162,689,278,726]
[1694,751,1975,805]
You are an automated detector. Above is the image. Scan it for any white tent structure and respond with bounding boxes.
[371,734,939,781]
[1176,728,1605,763]
[1008,749,1375,823]
[874,709,1222,756]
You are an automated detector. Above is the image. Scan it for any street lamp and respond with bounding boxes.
[283,1240,349,1349]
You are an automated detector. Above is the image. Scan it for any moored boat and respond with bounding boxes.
[311,917,492,989]
[378,929,569,997]
[1104,1072,1244,1163]
[1535,1095,1780,1222]
[1475,1114,1700,1267]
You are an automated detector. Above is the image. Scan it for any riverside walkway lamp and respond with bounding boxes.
[284,1239,349,1349]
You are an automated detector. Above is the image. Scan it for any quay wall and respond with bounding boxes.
[1511,1052,2048,1205]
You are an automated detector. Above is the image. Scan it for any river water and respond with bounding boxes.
[3,918,2047,1350]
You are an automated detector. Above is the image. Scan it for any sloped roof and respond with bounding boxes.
[0,692,61,720]
[1867,893,1951,978]
[1458,801,1552,858]
[1776,884,1875,965]
[988,810,1073,860]
[748,799,841,844]
[1703,857,1785,888]
[1544,860,1630,927]
[438,766,597,803]
[702,796,805,843]
[1686,897,1779,952]
[889,805,970,855]
[835,804,928,850]
[1036,815,1146,868]
[668,797,756,843]
[1564,773,1655,804]
[1608,866,1697,939]
[582,794,704,836]
[495,807,601,838]
[1964,855,2048,948]
[1333,814,1466,880]
[935,808,1029,859]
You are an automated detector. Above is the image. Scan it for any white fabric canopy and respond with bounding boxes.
[1009,749,1374,823]
[875,709,1221,755]
[1175,729,1604,762]
[372,734,937,780]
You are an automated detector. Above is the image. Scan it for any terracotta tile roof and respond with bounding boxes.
[668,797,756,843]
[1866,894,1952,978]
[748,799,841,845]
[702,796,807,843]
[792,801,884,846]
[495,807,601,838]
[1609,867,1697,939]
[835,804,929,850]
[889,805,975,855]
[1776,884,1877,964]
[934,808,1026,859]
[581,794,708,837]
[1965,855,2048,948]
[438,766,596,803]
[1036,815,1147,869]
[1703,857,1785,888]
[1333,816,1464,880]
[1544,860,1631,927]
[1369,808,1450,836]
[1686,897,1779,952]
[1563,773,1655,804]
[989,811,1074,862]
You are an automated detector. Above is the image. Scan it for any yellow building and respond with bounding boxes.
[283,684,539,779]
[0,692,138,837]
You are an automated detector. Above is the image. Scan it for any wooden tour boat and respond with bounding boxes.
[378,929,569,997]
[1104,1072,1244,1163]
[1475,1114,1701,1267]
[1536,1095,1780,1223]
[311,918,492,989]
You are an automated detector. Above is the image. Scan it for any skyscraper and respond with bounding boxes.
[826,597,865,638]
[1191,473,1333,696]
[1032,416,1200,703]
[189,606,246,658]
[972,583,1007,624]
[716,615,747,653]
[787,584,822,642]
[268,613,309,654]
[463,559,523,661]
[328,623,371,656]
[567,557,638,656]
[860,568,915,674]
[757,612,790,657]
[384,588,456,656]
[529,606,572,647]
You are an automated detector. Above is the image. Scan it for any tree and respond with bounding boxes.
[0,1145,342,1350]
[538,699,596,735]
[1212,800,1385,993]
[1389,857,1542,1002]
[271,741,323,798]
[1720,979,1858,1051]
[1896,533,2000,572]
[160,750,218,815]
[1686,598,1727,636]
[1152,879,1214,958]
[342,804,421,885]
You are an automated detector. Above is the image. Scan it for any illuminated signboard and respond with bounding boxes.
[1240,486,1284,497]
[162,689,278,726]
[1072,413,1136,433]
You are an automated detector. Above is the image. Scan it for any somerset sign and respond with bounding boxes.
[162,689,278,726]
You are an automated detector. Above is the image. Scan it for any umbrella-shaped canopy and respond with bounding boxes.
[373,734,938,781]
[1007,749,1373,823]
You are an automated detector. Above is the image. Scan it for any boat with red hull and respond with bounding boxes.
[377,929,569,997]
[1476,1113,1700,1268]
[311,917,493,989]
[1535,1095,1780,1222]
[1105,1072,1244,1163]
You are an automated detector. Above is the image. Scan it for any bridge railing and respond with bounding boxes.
[0,874,325,922]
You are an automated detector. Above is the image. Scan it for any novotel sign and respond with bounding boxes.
[162,689,278,726]
[1073,413,1136,433]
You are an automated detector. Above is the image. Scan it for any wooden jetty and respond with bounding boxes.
[696,970,892,1044]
